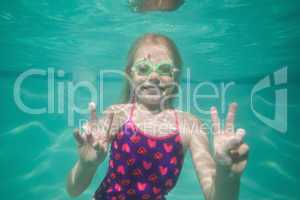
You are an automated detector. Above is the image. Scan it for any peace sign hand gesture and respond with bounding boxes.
[73,102,113,167]
[211,103,249,176]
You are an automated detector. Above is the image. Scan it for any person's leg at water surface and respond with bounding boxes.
[129,0,184,12]
[66,33,249,200]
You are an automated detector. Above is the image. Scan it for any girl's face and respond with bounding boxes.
[130,44,178,107]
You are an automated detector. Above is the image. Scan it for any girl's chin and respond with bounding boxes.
[138,94,162,105]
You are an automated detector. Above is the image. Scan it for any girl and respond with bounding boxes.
[66,33,249,200]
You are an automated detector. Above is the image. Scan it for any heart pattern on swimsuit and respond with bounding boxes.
[159,166,168,175]
[170,156,177,165]
[137,182,147,191]
[143,160,152,170]
[93,106,184,200]
[147,139,157,148]
[122,143,130,153]
[163,143,173,153]
[130,134,141,143]
[117,165,125,175]
[153,187,161,194]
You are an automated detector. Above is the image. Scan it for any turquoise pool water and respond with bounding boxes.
[1,0,299,199]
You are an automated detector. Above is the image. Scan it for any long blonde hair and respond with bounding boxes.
[122,33,183,103]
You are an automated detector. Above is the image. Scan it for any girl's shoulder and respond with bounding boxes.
[105,103,132,112]
[174,110,209,150]
[173,110,207,150]
[104,103,134,119]
[174,109,204,126]
[103,104,133,140]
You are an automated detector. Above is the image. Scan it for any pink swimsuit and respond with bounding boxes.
[94,104,184,200]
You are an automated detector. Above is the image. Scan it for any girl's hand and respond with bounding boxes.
[211,103,249,176]
[73,102,113,167]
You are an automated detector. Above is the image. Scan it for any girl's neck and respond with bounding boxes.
[139,103,161,114]
[135,99,172,114]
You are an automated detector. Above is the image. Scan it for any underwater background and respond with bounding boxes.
[0,0,299,199]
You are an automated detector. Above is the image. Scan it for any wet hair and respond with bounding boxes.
[122,33,183,103]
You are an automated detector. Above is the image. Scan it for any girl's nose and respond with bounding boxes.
[148,71,160,84]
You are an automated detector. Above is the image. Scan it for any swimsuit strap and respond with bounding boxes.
[129,102,136,121]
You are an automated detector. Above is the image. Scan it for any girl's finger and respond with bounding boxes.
[93,140,107,153]
[73,129,85,145]
[224,137,242,153]
[231,159,247,174]
[225,102,237,132]
[229,143,249,163]
[238,143,249,157]
[93,141,101,151]
[210,106,221,134]
[236,128,246,141]
[86,131,94,145]
[216,151,233,166]
[89,102,97,122]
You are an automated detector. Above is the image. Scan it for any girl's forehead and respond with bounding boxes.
[135,44,172,63]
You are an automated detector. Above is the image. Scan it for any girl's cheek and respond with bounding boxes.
[132,75,147,85]
[160,76,174,83]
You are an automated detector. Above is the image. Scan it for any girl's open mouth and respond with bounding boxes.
[141,85,161,95]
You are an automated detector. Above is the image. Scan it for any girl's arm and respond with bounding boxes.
[188,115,217,200]
[189,120,240,200]
[66,103,122,197]
[189,103,249,200]
[67,157,103,197]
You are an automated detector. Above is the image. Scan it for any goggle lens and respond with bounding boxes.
[135,63,152,76]
[132,60,177,77]
[157,63,173,76]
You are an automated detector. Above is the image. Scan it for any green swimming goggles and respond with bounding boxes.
[131,59,179,77]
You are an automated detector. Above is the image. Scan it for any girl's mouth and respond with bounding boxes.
[141,84,162,95]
